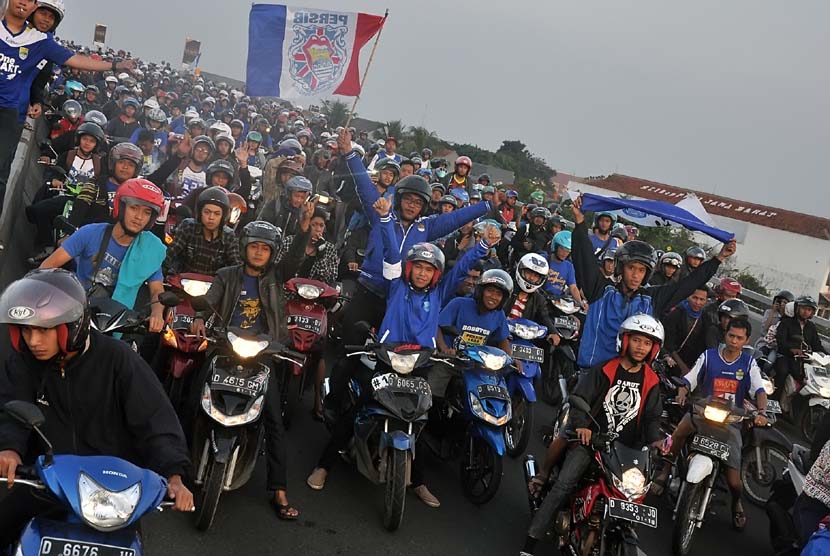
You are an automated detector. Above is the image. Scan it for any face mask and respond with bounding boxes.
[436,169,447,179]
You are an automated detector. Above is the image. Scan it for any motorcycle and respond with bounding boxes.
[427,337,514,505]
[280,277,340,426]
[503,317,547,457]
[538,295,582,409]
[188,296,303,531]
[766,443,813,556]
[527,395,657,556]
[2,401,176,556]
[780,351,830,442]
[323,339,434,531]
[739,396,792,506]
[671,396,758,556]
[159,274,214,410]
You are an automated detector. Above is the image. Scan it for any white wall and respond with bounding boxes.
[572,183,830,297]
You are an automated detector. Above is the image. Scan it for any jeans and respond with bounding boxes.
[528,443,593,539]
[793,493,830,548]
[0,107,23,213]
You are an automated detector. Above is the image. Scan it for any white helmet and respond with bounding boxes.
[37,0,65,24]
[616,314,664,364]
[143,98,160,110]
[515,253,549,293]
[209,121,232,136]
[184,109,199,123]
[105,75,118,84]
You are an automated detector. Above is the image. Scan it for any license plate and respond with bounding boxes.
[477,383,510,401]
[40,537,135,556]
[554,316,579,330]
[287,314,322,335]
[607,498,658,528]
[511,344,544,363]
[172,313,195,329]
[691,434,730,461]
[766,399,782,414]
[371,372,431,396]
[211,368,267,397]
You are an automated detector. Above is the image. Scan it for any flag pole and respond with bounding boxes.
[344,9,388,130]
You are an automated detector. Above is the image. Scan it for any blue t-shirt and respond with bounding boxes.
[589,233,621,255]
[128,127,168,149]
[544,256,576,296]
[61,223,163,290]
[438,296,509,348]
[0,22,72,118]
[229,274,266,334]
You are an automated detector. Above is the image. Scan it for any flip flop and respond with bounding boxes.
[271,499,299,521]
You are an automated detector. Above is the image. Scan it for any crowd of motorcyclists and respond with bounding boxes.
[0,1,828,554]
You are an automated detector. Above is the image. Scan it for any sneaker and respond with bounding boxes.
[413,484,440,508]
[306,467,327,491]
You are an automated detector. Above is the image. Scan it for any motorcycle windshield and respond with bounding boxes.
[601,442,651,482]
[37,454,167,529]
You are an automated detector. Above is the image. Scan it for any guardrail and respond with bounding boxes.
[739,287,830,345]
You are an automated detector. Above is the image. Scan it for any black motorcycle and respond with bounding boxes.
[538,295,582,409]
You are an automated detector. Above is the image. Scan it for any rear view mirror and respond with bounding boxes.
[4,401,46,428]
[158,291,180,308]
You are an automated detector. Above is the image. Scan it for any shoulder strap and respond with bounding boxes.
[66,149,76,169]
[89,224,115,280]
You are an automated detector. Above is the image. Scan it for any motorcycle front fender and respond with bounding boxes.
[380,430,416,457]
[516,375,537,403]
[471,422,506,456]
[686,453,715,484]
[808,396,830,409]
[558,344,576,363]
[746,424,793,452]
[211,429,239,465]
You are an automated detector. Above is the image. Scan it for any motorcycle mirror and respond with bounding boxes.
[4,400,46,428]
[158,291,180,308]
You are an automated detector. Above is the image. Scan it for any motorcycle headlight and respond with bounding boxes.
[201,384,266,426]
[297,284,323,300]
[703,404,729,423]
[511,323,544,340]
[181,278,212,297]
[479,351,507,371]
[613,467,648,500]
[78,472,141,531]
[388,352,419,375]
[228,331,269,358]
[469,392,512,426]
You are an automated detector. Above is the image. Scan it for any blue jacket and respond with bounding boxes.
[572,221,721,369]
[344,151,490,297]
[376,213,487,347]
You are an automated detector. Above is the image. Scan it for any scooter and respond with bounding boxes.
[280,277,340,426]
[2,401,176,556]
[503,317,547,458]
[527,395,657,556]
[159,274,214,410]
[188,296,303,531]
[780,351,830,442]
[538,295,581,409]
[427,336,513,505]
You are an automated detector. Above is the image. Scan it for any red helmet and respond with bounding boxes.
[455,156,472,169]
[113,178,165,230]
[718,277,742,297]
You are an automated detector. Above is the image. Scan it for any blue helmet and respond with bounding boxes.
[593,211,617,228]
[553,230,572,251]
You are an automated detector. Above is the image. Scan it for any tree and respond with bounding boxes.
[320,100,352,128]
[407,126,441,152]
[383,120,405,142]
[635,225,699,255]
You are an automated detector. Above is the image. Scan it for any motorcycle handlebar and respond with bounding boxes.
[345,343,379,351]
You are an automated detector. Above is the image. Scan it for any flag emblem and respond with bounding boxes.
[289,25,347,94]
[18,47,28,60]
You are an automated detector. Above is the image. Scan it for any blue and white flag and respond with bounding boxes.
[245,4,386,98]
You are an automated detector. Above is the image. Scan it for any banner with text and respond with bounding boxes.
[245,4,385,98]
[93,24,106,46]
[182,38,201,65]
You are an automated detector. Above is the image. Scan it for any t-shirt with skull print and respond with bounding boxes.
[600,364,645,448]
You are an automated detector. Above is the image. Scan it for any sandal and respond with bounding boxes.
[271,499,300,521]
[732,502,747,531]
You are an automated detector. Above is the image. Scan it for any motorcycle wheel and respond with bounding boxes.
[538,356,563,407]
[460,434,503,505]
[741,444,790,506]
[194,458,227,531]
[672,481,706,556]
[504,398,533,458]
[800,405,825,443]
[382,449,410,531]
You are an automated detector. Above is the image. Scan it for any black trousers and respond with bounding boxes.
[26,195,67,248]
[527,444,593,539]
[793,493,830,549]
[0,486,64,547]
[0,107,23,213]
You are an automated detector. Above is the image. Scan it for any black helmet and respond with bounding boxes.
[438,195,458,209]
[795,295,818,312]
[774,290,795,304]
[717,298,750,320]
[196,186,230,225]
[192,135,216,156]
[374,158,401,181]
[240,221,281,270]
[685,245,706,261]
[404,242,445,292]
[474,269,514,310]
[205,159,236,184]
[0,269,90,354]
[75,122,105,150]
[285,175,313,194]
[530,206,551,221]
[84,110,107,127]
[614,240,657,283]
[477,173,491,184]
[393,175,431,218]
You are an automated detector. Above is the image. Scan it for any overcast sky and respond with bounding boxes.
[57,0,829,217]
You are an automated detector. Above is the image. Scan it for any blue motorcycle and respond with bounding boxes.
[431,342,514,505]
[504,318,547,457]
[2,401,173,556]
